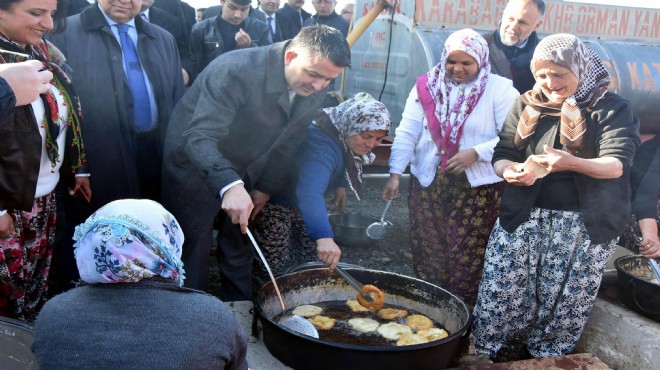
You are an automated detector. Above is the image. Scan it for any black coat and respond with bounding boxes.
[276,3,311,41]
[147,7,193,76]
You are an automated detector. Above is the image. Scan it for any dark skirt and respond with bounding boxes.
[408,171,502,308]
[250,203,318,292]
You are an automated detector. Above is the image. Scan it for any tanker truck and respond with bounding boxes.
[342,0,660,138]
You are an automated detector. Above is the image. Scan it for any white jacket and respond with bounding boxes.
[389,74,519,187]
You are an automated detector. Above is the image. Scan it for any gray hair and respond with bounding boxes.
[288,25,351,68]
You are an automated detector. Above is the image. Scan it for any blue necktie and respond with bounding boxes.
[267,16,275,38]
[116,23,151,131]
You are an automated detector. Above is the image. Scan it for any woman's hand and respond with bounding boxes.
[495,160,537,186]
[446,148,478,174]
[533,145,623,179]
[249,189,270,221]
[330,187,347,212]
[69,177,92,203]
[638,218,660,259]
[317,238,341,271]
[0,213,15,239]
[382,174,400,201]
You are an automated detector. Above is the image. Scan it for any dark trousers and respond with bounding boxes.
[215,212,254,301]
[181,222,213,292]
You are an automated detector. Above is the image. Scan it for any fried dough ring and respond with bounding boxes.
[356,284,385,311]
[378,307,409,319]
[406,314,433,331]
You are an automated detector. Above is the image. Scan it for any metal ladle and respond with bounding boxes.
[246,229,319,338]
[366,199,393,239]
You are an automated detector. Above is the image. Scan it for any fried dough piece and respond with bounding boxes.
[377,322,412,340]
[346,299,370,312]
[348,318,380,333]
[418,328,449,341]
[406,314,433,331]
[292,304,323,318]
[308,315,336,330]
[356,284,385,311]
[396,333,429,346]
[378,307,409,319]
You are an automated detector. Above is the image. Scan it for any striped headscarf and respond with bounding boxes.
[73,199,185,286]
[426,28,491,172]
[514,33,610,152]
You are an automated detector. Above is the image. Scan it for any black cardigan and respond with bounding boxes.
[493,92,641,244]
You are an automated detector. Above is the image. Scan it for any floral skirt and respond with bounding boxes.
[250,203,318,292]
[472,208,618,361]
[408,171,502,308]
[0,193,56,323]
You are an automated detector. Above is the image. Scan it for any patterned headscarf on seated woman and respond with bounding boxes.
[73,199,185,286]
[514,33,611,153]
[425,28,491,173]
[319,92,391,199]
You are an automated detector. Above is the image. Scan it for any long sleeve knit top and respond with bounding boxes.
[389,74,519,187]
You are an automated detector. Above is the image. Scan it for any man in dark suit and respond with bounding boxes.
[258,0,284,42]
[49,0,184,210]
[162,25,351,299]
[277,0,311,40]
[190,0,272,81]
[141,0,193,86]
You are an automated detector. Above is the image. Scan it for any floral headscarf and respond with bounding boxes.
[514,33,610,152]
[319,92,391,200]
[73,199,185,286]
[426,28,491,172]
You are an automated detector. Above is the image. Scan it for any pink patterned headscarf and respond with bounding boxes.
[73,199,185,286]
[426,28,491,172]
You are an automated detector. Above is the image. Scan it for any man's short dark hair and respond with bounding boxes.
[228,0,253,6]
[288,25,351,68]
[511,0,545,16]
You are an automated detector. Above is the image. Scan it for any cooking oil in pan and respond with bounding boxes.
[278,300,450,347]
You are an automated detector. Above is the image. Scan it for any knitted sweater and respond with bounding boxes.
[32,279,249,370]
[389,74,519,187]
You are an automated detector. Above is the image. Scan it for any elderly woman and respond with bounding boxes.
[252,92,391,285]
[382,29,519,308]
[472,34,640,361]
[32,199,249,369]
[0,0,88,322]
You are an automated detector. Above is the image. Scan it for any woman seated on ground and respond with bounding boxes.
[32,199,248,370]
[382,28,519,308]
[471,33,640,362]
[252,92,391,286]
[619,135,660,257]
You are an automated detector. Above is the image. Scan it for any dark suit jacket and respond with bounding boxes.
[162,41,327,237]
[259,10,285,42]
[276,3,311,41]
[148,7,193,76]
[48,5,184,209]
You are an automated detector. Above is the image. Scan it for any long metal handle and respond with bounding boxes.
[246,229,287,313]
[379,199,393,222]
[335,265,373,302]
[649,259,660,283]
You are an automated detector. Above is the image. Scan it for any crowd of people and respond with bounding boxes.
[0,0,657,368]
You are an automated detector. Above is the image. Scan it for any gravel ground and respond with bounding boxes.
[207,170,416,295]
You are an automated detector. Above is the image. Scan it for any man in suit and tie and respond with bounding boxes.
[140,0,193,86]
[258,0,284,42]
[162,25,351,299]
[48,0,184,210]
[277,0,311,41]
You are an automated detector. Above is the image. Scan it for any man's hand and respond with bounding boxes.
[235,28,252,48]
[330,187,347,212]
[317,238,341,271]
[446,148,478,174]
[68,177,92,203]
[249,189,270,220]
[0,61,53,106]
[0,213,15,239]
[222,184,254,233]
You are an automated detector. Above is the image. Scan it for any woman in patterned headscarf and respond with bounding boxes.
[252,92,391,287]
[383,29,519,308]
[472,34,640,362]
[0,0,88,323]
[32,199,248,369]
